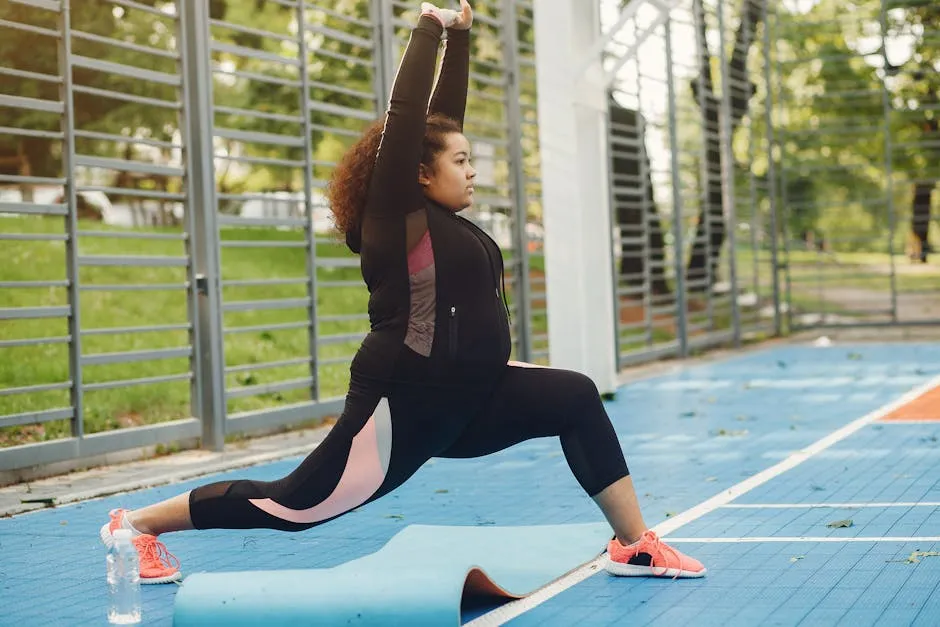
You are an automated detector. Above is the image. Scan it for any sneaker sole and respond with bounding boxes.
[99,523,182,585]
[604,557,707,579]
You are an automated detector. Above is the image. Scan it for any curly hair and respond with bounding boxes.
[327,113,462,253]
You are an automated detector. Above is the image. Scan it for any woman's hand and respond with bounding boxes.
[450,0,473,30]
[420,1,472,30]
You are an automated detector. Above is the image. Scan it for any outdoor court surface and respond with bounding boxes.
[2,341,939,626]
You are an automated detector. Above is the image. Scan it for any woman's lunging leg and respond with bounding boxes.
[438,365,706,577]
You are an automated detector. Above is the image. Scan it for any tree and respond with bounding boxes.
[883,3,940,262]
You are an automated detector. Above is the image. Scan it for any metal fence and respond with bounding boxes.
[3,0,938,477]
[0,0,540,475]
[601,0,939,370]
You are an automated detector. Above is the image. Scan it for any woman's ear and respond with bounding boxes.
[418,163,431,187]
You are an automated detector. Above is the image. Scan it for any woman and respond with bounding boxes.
[100,1,705,585]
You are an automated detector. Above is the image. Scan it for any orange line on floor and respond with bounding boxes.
[881,384,940,422]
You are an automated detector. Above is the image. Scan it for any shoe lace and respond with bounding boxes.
[136,536,181,570]
[638,530,682,579]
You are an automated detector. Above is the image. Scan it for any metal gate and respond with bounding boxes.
[772,0,940,331]
[602,0,939,370]
[0,0,540,476]
[603,0,779,369]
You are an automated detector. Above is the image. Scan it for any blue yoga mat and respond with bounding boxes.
[172,522,612,626]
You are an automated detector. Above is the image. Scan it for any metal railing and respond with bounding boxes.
[601,0,938,370]
[0,0,541,475]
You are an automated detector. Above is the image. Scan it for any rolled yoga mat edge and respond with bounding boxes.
[172,522,612,627]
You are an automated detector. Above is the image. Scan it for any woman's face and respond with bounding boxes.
[418,133,476,211]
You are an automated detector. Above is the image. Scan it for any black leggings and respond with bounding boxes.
[189,365,629,531]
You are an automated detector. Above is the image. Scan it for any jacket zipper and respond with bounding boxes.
[448,306,458,358]
[455,214,511,324]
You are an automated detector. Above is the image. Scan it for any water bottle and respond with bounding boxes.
[107,528,142,625]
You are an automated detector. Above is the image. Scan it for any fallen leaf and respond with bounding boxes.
[705,477,718,482]
[434,489,449,494]
[826,519,853,528]
[713,429,749,437]
[665,512,676,518]
[891,550,940,565]
[680,411,697,418]
[847,352,863,360]
[384,514,405,520]
[811,484,826,491]
[777,360,787,369]
[790,555,805,563]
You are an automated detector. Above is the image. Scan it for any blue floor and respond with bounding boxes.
[2,342,940,626]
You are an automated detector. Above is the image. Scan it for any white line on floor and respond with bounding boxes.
[666,536,940,543]
[721,502,940,509]
[466,372,940,627]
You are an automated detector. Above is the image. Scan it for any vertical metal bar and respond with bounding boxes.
[59,0,83,439]
[664,13,688,357]
[762,0,782,336]
[638,105,653,348]
[606,99,623,367]
[692,0,712,331]
[297,0,321,400]
[771,3,793,332]
[879,0,899,322]
[747,115,759,332]
[178,0,202,423]
[180,0,226,451]
[716,0,741,346]
[374,0,396,103]
[633,18,653,348]
[502,0,532,362]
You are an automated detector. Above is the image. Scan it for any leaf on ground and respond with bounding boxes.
[790,555,805,563]
[713,429,749,437]
[736,415,754,422]
[665,512,676,518]
[810,484,826,491]
[705,476,718,482]
[679,411,698,418]
[434,489,449,494]
[847,352,863,360]
[777,360,787,369]
[384,514,405,520]
[893,550,940,565]
[826,519,854,528]
[790,425,798,431]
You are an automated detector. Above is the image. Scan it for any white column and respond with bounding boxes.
[534,0,618,394]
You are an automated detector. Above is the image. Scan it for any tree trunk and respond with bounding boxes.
[911,182,933,263]
[687,0,764,291]
[609,101,671,296]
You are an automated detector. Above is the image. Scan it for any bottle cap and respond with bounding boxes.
[113,528,133,542]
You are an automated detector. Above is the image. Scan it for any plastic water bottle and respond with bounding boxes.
[107,528,141,624]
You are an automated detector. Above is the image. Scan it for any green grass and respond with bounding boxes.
[1,215,368,446]
[1,216,549,447]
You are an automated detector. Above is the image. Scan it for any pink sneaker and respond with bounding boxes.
[606,530,706,578]
[99,508,182,584]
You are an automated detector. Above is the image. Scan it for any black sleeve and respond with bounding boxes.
[364,16,444,218]
[428,28,470,130]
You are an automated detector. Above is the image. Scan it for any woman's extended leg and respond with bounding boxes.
[438,364,706,578]
[101,379,477,582]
